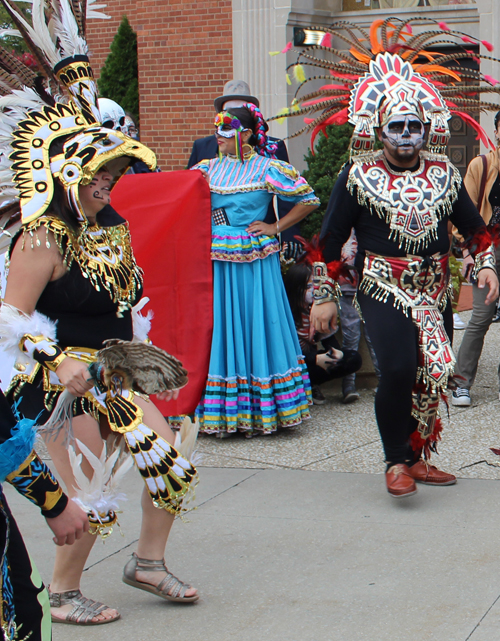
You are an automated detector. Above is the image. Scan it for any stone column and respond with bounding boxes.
[232,0,293,138]
[477,0,500,149]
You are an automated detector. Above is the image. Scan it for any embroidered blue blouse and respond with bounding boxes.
[192,152,319,262]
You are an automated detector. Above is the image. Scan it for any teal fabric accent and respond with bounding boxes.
[0,418,36,483]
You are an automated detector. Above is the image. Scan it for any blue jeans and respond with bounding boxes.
[339,292,380,392]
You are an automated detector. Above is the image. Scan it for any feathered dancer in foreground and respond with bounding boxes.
[0,0,199,626]
[271,18,500,497]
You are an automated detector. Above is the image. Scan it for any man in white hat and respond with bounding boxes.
[187,80,299,245]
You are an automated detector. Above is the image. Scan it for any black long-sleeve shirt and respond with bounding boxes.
[0,391,67,517]
[321,159,485,267]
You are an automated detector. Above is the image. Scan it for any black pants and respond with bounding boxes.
[307,334,362,386]
[358,291,453,464]
[0,495,50,641]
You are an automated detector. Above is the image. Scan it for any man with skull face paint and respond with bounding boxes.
[307,53,499,498]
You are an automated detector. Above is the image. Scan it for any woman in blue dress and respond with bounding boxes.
[193,104,319,437]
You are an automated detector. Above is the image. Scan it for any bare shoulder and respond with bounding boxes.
[10,225,63,267]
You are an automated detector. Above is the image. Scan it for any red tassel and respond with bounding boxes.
[326,260,346,281]
[410,417,443,460]
[309,108,349,149]
[296,234,326,264]
[321,33,332,48]
[449,109,495,149]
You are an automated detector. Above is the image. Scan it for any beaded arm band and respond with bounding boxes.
[312,261,342,305]
[472,245,496,281]
[0,304,67,373]
[21,334,66,372]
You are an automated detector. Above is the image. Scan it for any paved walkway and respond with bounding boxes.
[196,309,500,481]
[5,308,500,641]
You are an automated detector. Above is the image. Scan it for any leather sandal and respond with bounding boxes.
[122,553,199,603]
[49,588,120,625]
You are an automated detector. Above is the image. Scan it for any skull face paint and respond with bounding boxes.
[381,116,425,153]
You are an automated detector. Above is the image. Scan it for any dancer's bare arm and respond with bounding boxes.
[4,229,91,396]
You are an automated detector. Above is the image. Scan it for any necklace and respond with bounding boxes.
[23,216,143,317]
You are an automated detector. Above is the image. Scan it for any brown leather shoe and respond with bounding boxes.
[408,460,457,486]
[385,464,417,498]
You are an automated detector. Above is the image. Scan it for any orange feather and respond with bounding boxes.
[369,20,385,54]
[414,64,461,81]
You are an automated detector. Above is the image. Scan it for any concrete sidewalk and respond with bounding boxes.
[6,307,500,641]
[5,466,500,641]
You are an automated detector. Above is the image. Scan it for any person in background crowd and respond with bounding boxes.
[124,112,160,174]
[283,262,362,405]
[337,230,380,404]
[187,80,301,247]
[451,111,500,407]
[99,100,158,174]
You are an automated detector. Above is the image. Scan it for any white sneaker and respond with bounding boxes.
[451,387,471,406]
[453,313,467,330]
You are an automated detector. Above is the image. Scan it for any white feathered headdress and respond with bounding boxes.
[0,0,156,228]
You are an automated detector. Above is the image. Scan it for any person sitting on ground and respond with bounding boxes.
[283,262,362,405]
[337,230,380,404]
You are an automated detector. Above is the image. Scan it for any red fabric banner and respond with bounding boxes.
[111,170,212,415]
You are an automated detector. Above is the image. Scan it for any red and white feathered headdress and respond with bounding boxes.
[271,17,500,159]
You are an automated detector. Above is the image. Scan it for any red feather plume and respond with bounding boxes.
[296,234,349,281]
[462,225,500,255]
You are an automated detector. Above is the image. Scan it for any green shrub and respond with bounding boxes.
[98,16,139,122]
[301,124,353,239]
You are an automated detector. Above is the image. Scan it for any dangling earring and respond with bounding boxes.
[235,131,244,162]
[242,143,253,157]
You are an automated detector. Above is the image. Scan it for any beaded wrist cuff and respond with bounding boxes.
[21,334,66,372]
[472,245,496,281]
[312,261,341,305]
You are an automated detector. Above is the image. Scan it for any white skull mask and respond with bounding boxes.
[98,98,127,133]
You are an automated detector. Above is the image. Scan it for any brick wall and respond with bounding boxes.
[86,1,233,170]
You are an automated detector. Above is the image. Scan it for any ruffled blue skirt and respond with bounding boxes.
[196,251,311,435]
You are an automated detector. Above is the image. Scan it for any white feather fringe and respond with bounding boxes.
[39,389,75,439]
[69,438,133,522]
[0,303,57,367]
[132,297,153,343]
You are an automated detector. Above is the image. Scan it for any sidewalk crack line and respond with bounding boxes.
[465,593,500,640]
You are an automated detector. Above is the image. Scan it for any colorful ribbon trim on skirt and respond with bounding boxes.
[360,252,455,457]
[196,359,311,434]
[211,227,279,262]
